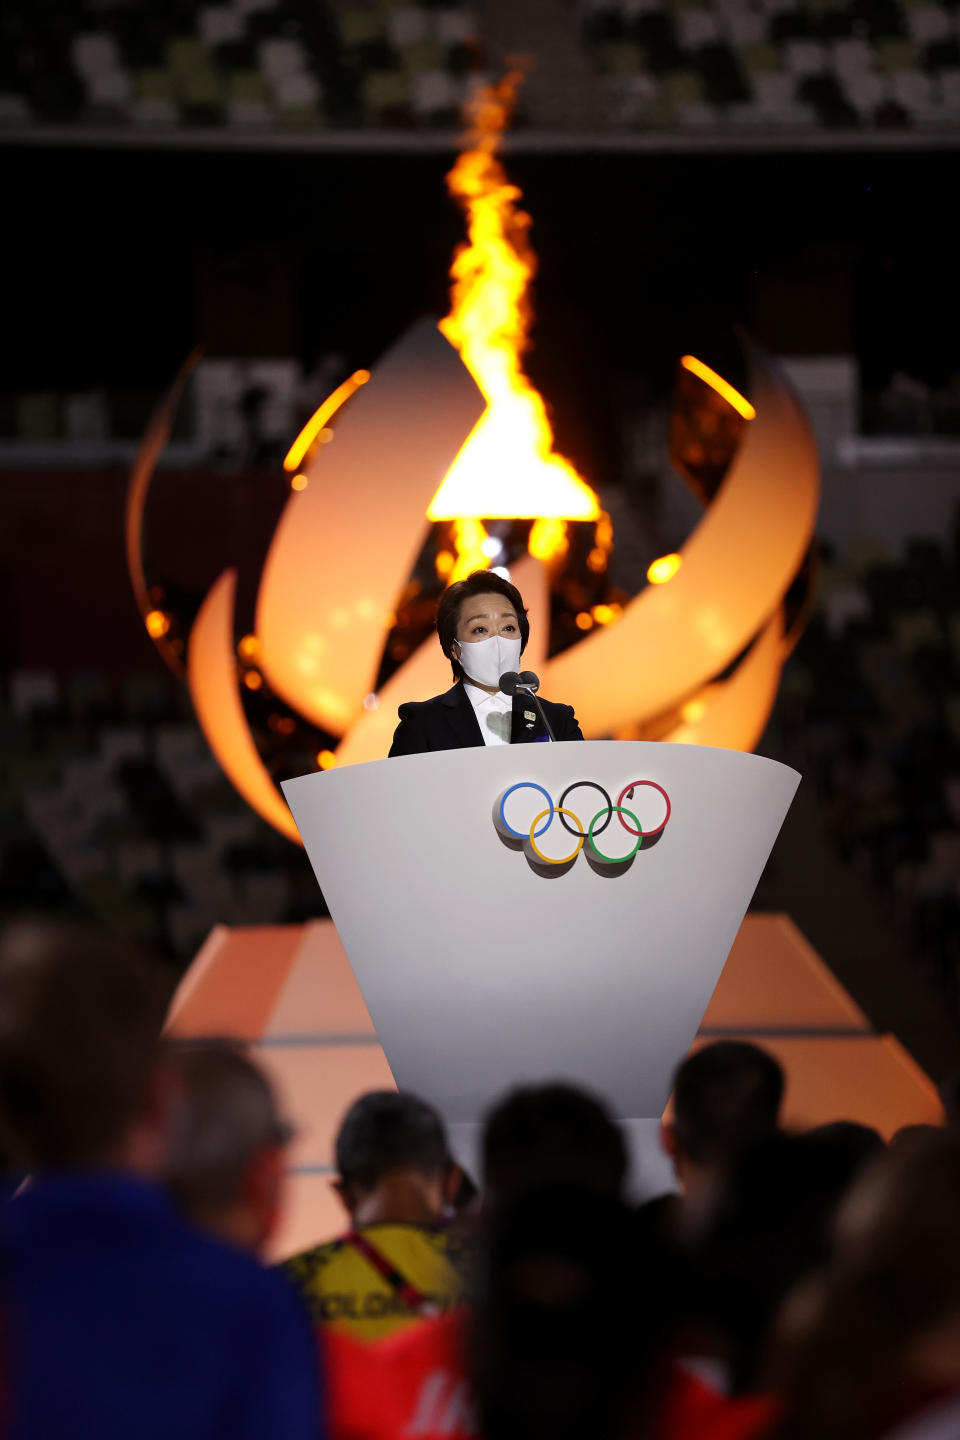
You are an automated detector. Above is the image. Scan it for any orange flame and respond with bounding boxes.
[428,75,600,566]
[447,517,493,583]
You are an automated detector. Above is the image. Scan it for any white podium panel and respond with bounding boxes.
[282,742,799,1125]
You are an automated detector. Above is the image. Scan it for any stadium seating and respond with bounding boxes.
[779,531,960,996]
[581,0,960,131]
[0,0,486,132]
[0,356,338,463]
[0,667,320,961]
[4,1,960,133]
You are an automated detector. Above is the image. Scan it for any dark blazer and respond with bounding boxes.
[388,683,584,757]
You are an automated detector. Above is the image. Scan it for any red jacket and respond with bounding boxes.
[324,1310,778,1440]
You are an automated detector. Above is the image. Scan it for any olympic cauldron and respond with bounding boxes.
[127,77,819,843]
[142,85,822,1259]
[127,320,819,849]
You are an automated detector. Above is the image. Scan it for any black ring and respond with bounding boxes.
[558,781,612,839]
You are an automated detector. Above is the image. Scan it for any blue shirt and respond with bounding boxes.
[2,1172,324,1440]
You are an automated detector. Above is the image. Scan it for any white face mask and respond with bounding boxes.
[456,633,522,690]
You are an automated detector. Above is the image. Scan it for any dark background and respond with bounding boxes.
[4,142,956,489]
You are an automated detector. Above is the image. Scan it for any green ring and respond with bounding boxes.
[587,805,643,864]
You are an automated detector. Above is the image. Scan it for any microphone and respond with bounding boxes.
[499,670,556,742]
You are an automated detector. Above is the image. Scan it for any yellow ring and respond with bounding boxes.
[527,807,585,866]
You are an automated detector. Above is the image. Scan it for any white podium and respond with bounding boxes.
[282,742,800,1144]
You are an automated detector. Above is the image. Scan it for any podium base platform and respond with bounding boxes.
[167,911,940,1261]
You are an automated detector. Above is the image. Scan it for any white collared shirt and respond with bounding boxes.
[463,682,513,746]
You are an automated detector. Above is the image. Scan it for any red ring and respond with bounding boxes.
[616,780,671,838]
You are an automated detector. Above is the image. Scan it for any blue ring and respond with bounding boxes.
[499,782,554,840]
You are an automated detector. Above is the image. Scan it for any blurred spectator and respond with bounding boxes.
[469,1187,676,1440]
[661,1041,785,1221]
[326,1084,775,1440]
[238,381,268,465]
[879,372,932,436]
[687,1128,884,1395]
[481,1081,628,1206]
[939,1071,960,1131]
[805,1121,885,1189]
[889,1123,944,1149]
[0,920,169,1175]
[0,919,323,1440]
[297,351,347,427]
[283,1090,463,1341]
[772,1131,960,1440]
[163,1038,293,1256]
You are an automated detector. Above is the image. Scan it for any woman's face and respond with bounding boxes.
[454,592,521,649]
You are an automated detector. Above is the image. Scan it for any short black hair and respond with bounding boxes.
[436,570,529,681]
[335,1090,449,1190]
[672,1040,784,1165]
[805,1121,885,1193]
[482,1082,627,1204]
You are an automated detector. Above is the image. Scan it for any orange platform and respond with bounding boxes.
[168,913,942,1260]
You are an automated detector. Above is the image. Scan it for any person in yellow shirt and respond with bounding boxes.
[283,1091,466,1343]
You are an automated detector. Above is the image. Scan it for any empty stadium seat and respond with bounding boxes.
[0,0,483,133]
[582,0,960,130]
[9,671,60,720]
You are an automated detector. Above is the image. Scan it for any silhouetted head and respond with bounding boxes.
[689,1127,878,1392]
[773,1131,960,1440]
[470,1185,671,1440]
[333,1089,455,1227]
[163,1038,292,1255]
[0,919,168,1172]
[805,1121,885,1195]
[482,1082,627,1207]
[662,1041,784,1202]
[670,1041,785,1167]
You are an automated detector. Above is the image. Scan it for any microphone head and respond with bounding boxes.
[518,670,540,693]
[499,671,521,695]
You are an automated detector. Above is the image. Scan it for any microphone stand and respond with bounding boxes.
[516,684,557,742]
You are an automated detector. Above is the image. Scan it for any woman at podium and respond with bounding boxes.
[388,570,584,755]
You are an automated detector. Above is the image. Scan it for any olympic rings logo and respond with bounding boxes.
[492,779,671,875]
